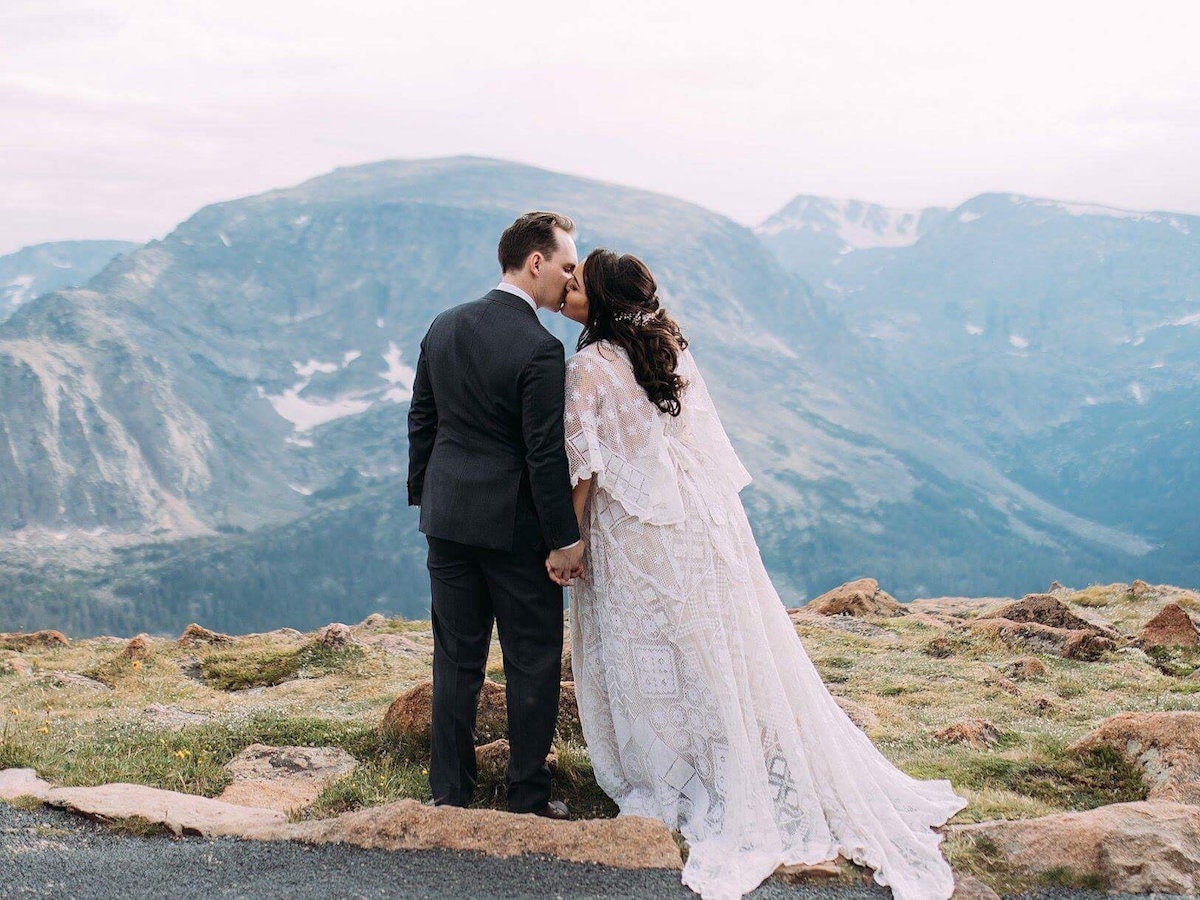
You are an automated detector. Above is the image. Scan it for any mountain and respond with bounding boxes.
[0,161,1161,635]
[758,191,1200,588]
[0,240,139,322]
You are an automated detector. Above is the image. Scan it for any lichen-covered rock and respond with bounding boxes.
[474,739,558,780]
[0,630,69,650]
[801,578,907,617]
[1002,657,1047,680]
[1137,603,1200,649]
[950,801,1200,894]
[121,633,153,660]
[177,623,233,646]
[968,618,1112,660]
[935,719,1001,748]
[1061,631,1115,661]
[378,679,508,745]
[316,622,354,648]
[990,594,1115,636]
[217,744,359,813]
[1072,711,1200,804]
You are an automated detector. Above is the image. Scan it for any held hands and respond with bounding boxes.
[546,541,585,587]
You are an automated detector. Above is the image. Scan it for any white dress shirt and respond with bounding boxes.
[495,281,538,314]
[494,281,581,554]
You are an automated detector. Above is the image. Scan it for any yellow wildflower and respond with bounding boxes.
[174,748,192,759]
[131,660,143,670]
[37,725,49,734]
[8,707,18,716]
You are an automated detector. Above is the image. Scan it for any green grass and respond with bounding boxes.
[198,642,368,691]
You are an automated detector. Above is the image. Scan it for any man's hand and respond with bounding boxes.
[546,541,585,587]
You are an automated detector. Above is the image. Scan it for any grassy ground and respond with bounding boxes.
[3,585,1199,890]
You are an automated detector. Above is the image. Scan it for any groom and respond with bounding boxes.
[407,211,585,819]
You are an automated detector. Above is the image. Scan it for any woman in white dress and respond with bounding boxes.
[556,249,967,900]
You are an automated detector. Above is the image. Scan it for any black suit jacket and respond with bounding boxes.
[407,290,580,553]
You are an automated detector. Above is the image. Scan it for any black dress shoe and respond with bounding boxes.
[532,800,570,820]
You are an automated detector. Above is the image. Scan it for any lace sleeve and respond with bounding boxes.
[564,348,685,525]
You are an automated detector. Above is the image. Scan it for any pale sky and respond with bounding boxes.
[2,0,1199,256]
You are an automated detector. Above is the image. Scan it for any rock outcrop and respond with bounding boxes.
[217,744,359,813]
[1136,603,1200,648]
[177,623,233,646]
[1072,711,1200,805]
[121,634,153,660]
[0,630,69,650]
[950,801,1200,894]
[1002,657,1047,680]
[989,594,1116,637]
[968,618,1114,660]
[800,578,907,617]
[316,622,355,648]
[935,719,1000,748]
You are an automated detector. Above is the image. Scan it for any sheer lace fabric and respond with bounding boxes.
[564,342,966,900]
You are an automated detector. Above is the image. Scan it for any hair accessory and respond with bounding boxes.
[613,310,654,326]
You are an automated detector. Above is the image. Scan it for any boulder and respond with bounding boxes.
[121,634,153,661]
[177,623,233,646]
[37,671,110,692]
[1002,657,1047,680]
[278,798,683,869]
[378,679,508,745]
[935,719,1001,748]
[217,744,359,813]
[950,875,1001,900]
[1136,603,1200,649]
[315,622,355,648]
[474,739,558,780]
[3,657,32,677]
[0,630,69,650]
[379,679,580,746]
[1131,579,1155,598]
[801,578,907,617]
[770,859,842,882]
[989,594,1115,636]
[950,801,1200,894]
[968,618,1113,660]
[1072,711,1200,804]
[359,613,388,629]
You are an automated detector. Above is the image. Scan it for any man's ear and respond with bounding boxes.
[529,252,543,277]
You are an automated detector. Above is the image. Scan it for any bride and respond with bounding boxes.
[555,248,967,900]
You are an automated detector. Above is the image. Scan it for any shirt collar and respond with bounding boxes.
[495,281,537,314]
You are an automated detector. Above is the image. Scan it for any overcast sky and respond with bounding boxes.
[2,0,1198,256]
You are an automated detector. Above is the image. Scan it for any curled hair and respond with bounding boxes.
[498,211,575,273]
[577,249,689,416]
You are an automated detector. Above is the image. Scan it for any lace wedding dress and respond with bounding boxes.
[564,341,967,900]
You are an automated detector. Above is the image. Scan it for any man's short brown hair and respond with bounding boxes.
[497,211,576,273]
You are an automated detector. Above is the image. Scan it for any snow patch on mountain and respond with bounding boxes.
[381,341,416,403]
[260,384,372,431]
[757,196,942,252]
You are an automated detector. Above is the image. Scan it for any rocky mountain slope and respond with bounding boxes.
[0,240,138,322]
[0,160,1175,635]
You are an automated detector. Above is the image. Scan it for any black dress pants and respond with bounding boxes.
[426,534,564,813]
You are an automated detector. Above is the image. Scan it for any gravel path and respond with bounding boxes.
[0,803,1138,899]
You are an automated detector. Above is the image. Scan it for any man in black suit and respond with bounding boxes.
[407,211,585,819]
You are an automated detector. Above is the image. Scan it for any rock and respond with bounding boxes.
[1062,631,1115,661]
[1029,695,1059,713]
[1072,711,1200,804]
[0,630,69,650]
[178,656,204,682]
[935,719,1001,748]
[771,859,842,882]
[561,645,573,681]
[801,578,907,617]
[37,671,110,692]
[790,610,894,639]
[908,597,1007,618]
[362,633,427,656]
[0,768,286,837]
[990,594,1116,636]
[379,679,508,745]
[474,739,558,780]
[121,633,152,660]
[316,622,354,648]
[359,613,387,629]
[1048,581,1065,593]
[1137,603,1200,648]
[1131,579,1155,598]
[950,801,1200,894]
[380,679,580,746]
[278,798,683,869]
[1002,657,1047,680]
[177,623,233,646]
[141,704,210,728]
[833,696,878,732]
[968,618,1112,660]
[951,874,1000,900]
[4,656,32,677]
[217,744,359,813]
[924,636,956,658]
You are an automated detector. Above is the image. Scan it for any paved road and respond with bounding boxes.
[0,804,1133,899]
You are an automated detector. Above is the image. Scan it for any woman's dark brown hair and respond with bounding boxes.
[577,249,689,416]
